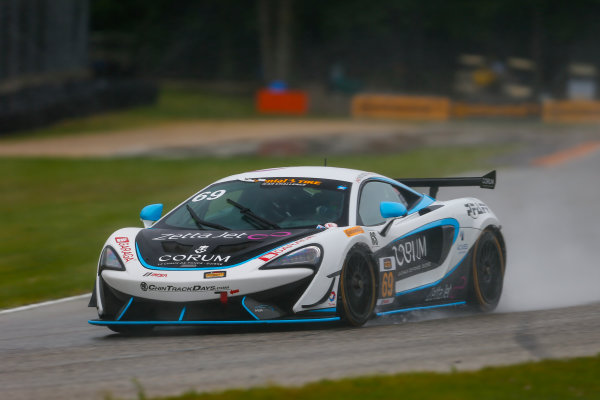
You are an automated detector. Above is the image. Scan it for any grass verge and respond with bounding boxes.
[141,354,600,400]
[0,146,502,309]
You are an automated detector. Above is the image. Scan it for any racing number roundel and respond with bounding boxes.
[381,271,394,298]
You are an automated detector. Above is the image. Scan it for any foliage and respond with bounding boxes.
[141,354,600,400]
[91,0,600,92]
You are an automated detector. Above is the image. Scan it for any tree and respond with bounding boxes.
[257,0,293,84]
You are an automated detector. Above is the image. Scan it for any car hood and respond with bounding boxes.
[135,228,318,269]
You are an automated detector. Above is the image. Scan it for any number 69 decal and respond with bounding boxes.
[378,256,396,299]
[192,190,226,202]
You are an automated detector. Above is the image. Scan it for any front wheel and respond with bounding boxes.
[467,229,505,312]
[338,246,377,326]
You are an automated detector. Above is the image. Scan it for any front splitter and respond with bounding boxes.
[89,317,340,326]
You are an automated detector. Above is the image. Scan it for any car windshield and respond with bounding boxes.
[156,177,351,230]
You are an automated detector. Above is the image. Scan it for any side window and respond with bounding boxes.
[358,181,408,226]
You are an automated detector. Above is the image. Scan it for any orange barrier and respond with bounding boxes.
[256,89,308,115]
[542,100,600,123]
[452,102,540,118]
[351,95,450,120]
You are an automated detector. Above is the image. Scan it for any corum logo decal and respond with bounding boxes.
[140,282,148,291]
[195,246,209,254]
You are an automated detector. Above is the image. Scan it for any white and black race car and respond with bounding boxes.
[88,166,505,333]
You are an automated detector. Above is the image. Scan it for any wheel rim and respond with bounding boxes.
[343,252,374,318]
[476,239,503,304]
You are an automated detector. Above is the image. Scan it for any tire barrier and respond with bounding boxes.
[351,95,451,121]
[452,102,540,118]
[542,100,600,123]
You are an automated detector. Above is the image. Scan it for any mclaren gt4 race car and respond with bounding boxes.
[88,167,505,333]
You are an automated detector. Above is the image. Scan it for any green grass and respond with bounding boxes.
[141,355,600,400]
[0,146,502,309]
[2,85,257,139]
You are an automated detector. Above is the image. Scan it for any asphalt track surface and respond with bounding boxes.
[2,144,600,400]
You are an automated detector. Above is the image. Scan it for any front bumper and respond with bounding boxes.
[90,274,338,325]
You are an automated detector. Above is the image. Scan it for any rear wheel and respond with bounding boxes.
[468,229,505,312]
[338,246,377,326]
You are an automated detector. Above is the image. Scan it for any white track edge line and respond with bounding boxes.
[0,293,91,315]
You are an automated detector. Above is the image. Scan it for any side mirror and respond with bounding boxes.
[140,203,163,228]
[380,201,407,219]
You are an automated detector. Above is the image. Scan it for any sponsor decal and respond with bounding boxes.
[344,226,364,237]
[425,284,453,302]
[244,177,323,187]
[355,172,371,183]
[140,282,229,292]
[329,291,336,302]
[258,235,315,262]
[481,176,495,187]
[153,231,290,241]
[254,304,276,313]
[389,233,437,279]
[143,272,168,278]
[377,298,394,306]
[379,257,395,271]
[261,178,322,186]
[191,189,227,202]
[195,246,209,254]
[464,202,489,219]
[230,289,240,294]
[370,231,379,246]
[204,271,226,279]
[157,254,231,266]
[247,231,292,240]
[393,235,427,267]
[449,276,467,298]
[115,237,135,263]
[457,243,469,254]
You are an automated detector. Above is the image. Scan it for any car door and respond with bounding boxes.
[357,179,455,306]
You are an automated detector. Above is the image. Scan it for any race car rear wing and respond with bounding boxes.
[396,170,496,198]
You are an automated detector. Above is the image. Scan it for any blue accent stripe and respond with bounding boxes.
[393,218,460,244]
[116,297,133,321]
[89,317,341,326]
[241,296,259,320]
[178,307,186,321]
[369,177,436,214]
[376,301,466,316]
[307,307,336,313]
[395,251,469,296]
[407,195,436,215]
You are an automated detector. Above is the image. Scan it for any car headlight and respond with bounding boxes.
[98,246,125,274]
[260,246,322,270]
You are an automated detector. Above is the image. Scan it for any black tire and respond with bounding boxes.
[338,246,377,326]
[467,229,505,312]
[108,325,154,335]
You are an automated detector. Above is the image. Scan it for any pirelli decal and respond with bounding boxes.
[344,226,364,237]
